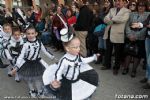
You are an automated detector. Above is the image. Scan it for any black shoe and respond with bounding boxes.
[15,80,21,83]
[29,89,37,98]
[131,71,136,78]
[8,74,12,77]
[122,68,129,75]
[101,66,111,70]
[142,83,150,89]
[140,78,148,83]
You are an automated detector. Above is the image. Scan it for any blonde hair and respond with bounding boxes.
[63,36,79,47]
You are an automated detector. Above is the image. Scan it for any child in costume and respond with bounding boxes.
[4,27,24,82]
[11,26,55,98]
[0,23,12,68]
[43,28,100,100]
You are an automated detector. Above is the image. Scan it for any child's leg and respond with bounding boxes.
[34,80,44,96]
[27,80,35,91]
[27,80,37,97]
[7,65,13,77]
[15,72,20,82]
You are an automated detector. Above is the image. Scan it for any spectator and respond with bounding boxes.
[41,16,52,46]
[124,1,149,77]
[65,8,77,26]
[128,0,137,12]
[142,14,150,89]
[4,8,13,26]
[94,0,112,64]
[26,8,36,26]
[122,0,137,75]
[140,2,150,89]
[51,6,66,51]
[32,0,42,24]
[102,0,130,76]
[74,0,93,57]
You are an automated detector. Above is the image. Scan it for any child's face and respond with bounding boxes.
[66,38,80,56]
[26,29,37,41]
[13,31,21,41]
[3,26,12,35]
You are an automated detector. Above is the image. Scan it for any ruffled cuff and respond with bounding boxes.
[93,54,98,61]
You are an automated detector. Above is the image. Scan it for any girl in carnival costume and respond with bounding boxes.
[43,13,100,99]
[11,26,55,98]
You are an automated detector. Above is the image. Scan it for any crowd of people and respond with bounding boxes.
[0,0,149,99]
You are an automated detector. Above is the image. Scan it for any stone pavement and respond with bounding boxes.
[0,47,149,100]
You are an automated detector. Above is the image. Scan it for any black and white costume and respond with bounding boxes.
[4,36,24,81]
[0,31,11,58]
[0,31,11,68]
[15,39,54,81]
[43,53,99,100]
[5,36,24,61]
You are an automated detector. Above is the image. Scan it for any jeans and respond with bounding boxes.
[41,31,51,45]
[145,38,150,81]
[98,36,106,49]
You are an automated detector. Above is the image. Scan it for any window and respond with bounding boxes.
[13,0,22,7]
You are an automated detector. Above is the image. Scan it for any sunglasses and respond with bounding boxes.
[129,3,136,6]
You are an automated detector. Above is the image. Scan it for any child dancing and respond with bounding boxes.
[11,26,55,98]
[43,29,99,100]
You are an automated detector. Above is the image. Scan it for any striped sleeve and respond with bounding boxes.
[40,42,54,59]
[15,43,27,68]
[55,58,66,81]
[81,54,97,64]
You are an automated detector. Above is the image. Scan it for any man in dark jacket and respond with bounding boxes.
[74,0,93,57]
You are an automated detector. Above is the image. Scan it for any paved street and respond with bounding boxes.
[0,47,149,100]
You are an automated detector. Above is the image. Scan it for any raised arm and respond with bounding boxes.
[81,54,97,64]
[40,42,54,59]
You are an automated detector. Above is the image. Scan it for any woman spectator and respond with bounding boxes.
[122,0,137,75]
[123,1,149,77]
[32,0,42,24]
[128,0,137,12]
[41,15,53,46]
[65,8,77,26]
[51,6,66,52]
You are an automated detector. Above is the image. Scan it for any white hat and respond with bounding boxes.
[60,28,73,42]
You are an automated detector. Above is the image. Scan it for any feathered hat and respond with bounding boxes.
[57,14,74,42]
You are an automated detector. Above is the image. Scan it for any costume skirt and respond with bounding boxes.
[43,64,99,100]
[18,58,45,81]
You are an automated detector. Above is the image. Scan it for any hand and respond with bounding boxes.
[104,18,111,23]
[131,23,140,28]
[51,80,61,89]
[53,27,57,30]
[11,68,17,76]
[107,20,113,25]
[96,53,100,58]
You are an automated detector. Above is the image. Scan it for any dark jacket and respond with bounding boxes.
[74,5,93,31]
